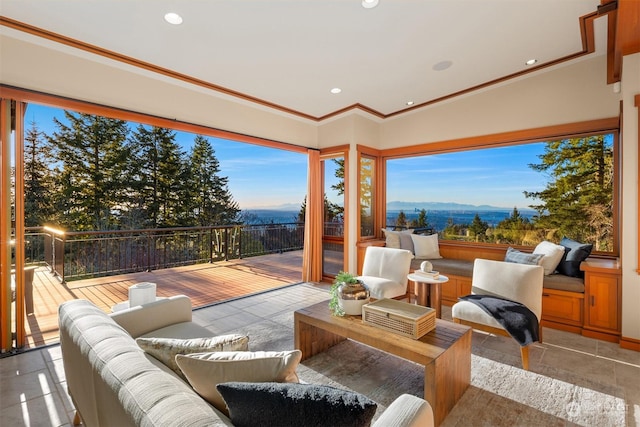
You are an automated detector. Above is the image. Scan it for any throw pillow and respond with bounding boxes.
[381,228,401,249]
[410,233,442,259]
[504,247,544,265]
[175,350,302,415]
[135,334,249,378]
[381,228,414,253]
[216,382,377,427]
[557,237,593,277]
[532,240,566,275]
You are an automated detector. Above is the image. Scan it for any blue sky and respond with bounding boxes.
[386,144,548,210]
[25,103,309,210]
[26,103,557,211]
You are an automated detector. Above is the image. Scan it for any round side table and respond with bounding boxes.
[407,273,449,319]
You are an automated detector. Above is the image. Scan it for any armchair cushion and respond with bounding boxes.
[358,247,414,299]
[458,295,540,345]
[466,258,544,319]
[358,276,406,299]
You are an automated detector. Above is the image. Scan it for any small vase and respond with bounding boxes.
[337,280,370,316]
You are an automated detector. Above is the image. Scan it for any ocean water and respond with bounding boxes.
[386,209,535,231]
[243,209,534,231]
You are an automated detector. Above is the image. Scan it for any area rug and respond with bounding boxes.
[231,315,627,427]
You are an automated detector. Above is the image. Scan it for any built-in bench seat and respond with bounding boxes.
[358,239,621,341]
[407,255,588,335]
[411,258,585,294]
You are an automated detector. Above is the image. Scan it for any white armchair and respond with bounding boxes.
[357,246,414,300]
[451,258,544,370]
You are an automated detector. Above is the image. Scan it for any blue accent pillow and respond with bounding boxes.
[504,247,544,265]
[216,382,377,427]
[557,237,593,277]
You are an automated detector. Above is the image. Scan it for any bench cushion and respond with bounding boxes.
[410,257,584,293]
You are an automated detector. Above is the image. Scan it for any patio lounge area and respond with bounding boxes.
[13,250,304,351]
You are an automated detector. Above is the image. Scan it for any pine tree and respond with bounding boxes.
[395,210,408,229]
[48,112,130,230]
[187,135,239,226]
[23,121,55,227]
[410,209,429,229]
[468,213,488,241]
[128,125,179,228]
[524,135,613,250]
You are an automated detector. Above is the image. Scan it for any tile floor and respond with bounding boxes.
[1,282,639,426]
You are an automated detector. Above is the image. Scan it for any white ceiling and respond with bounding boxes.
[0,0,604,120]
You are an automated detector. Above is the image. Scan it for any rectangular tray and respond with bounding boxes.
[362,298,436,339]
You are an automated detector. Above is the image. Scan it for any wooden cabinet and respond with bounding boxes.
[581,259,622,343]
[440,275,471,306]
[541,289,584,333]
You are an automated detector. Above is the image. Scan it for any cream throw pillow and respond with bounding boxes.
[410,234,442,259]
[533,240,566,275]
[382,228,414,253]
[136,334,249,378]
[175,350,302,415]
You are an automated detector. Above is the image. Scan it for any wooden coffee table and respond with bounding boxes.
[294,300,472,427]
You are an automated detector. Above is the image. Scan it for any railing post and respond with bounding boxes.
[224,226,229,261]
[209,228,214,263]
[238,226,243,259]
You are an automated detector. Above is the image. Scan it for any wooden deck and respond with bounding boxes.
[17,250,304,350]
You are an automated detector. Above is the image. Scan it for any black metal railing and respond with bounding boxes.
[25,223,305,283]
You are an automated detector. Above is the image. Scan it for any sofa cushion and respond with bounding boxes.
[420,258,473,277]
[136,335,249,378]
[216,382,377,427]
[58,299,230,427]
[557,237,593,277]
[533,241,566,275]
[542,273,585,293]
[176,350,302,415]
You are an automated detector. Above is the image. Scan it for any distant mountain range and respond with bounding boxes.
[243,201,535,213]
[386,201,535,213]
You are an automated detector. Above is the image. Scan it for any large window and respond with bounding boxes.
[386,132,617,254]
[359,154,375,238]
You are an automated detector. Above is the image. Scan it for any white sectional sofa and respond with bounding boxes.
[58,295,434,426]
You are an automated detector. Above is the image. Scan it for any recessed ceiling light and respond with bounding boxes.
[362,0,379,9]
[406,101,415,106]
[164,12,183,25]
[525,59,537,66]
[432,60,453,71]
[330,88,342,94]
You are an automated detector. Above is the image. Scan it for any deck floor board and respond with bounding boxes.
[15,251,303,350]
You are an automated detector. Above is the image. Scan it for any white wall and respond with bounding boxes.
[621,53,640,342]
[0,32,320,148]
[380,56,620,147]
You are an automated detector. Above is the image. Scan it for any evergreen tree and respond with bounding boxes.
[409,209,429,229]
[395,210,408,229]
[48,112,130,230]
[493,207,536,244]
[23,121,55,227]
[187,135,239,226]
[128,125,180,228]
[468,213,488,241]
[524,135,613,250]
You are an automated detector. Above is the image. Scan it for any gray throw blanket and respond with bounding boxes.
[459,294,539,346]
